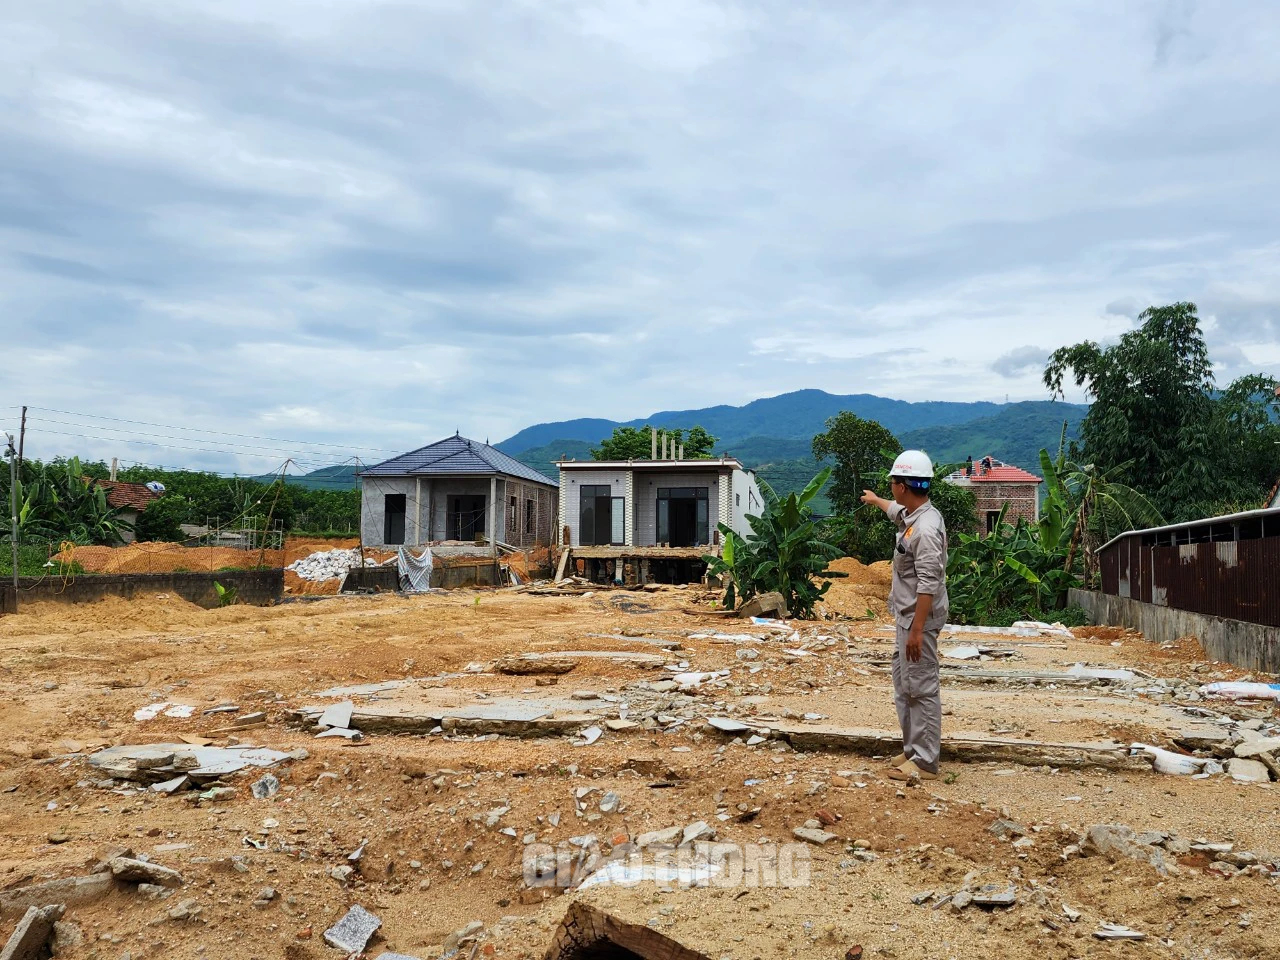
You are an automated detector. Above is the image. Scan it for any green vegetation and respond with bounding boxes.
[133,496,189,543]
[0,543,84,578]
[1,458,361,543]
[6,457,132,545]
[591,425,718,461]
[811,412,900,515]
[703,468,841,619]
[213,581,238,606]
[1046,302,1279,522]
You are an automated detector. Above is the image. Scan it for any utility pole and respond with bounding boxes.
[16,406,26,470]
[6,432,17,589]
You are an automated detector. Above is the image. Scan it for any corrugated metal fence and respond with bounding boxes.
[1101,535,1280,627]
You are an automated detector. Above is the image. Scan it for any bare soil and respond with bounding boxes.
[0,570,1276,960]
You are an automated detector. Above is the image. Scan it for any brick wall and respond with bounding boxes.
[503,481,556,548]
[973,482,1039,530]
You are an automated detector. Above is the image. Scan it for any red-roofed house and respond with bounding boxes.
[944,456,1043,534]
[89,480,161,543]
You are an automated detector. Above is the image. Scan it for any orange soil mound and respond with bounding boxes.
[822,556,892,619]
[57,542,286,574]
[55,537,368,577]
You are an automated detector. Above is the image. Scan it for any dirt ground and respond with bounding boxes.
[0,562,1277,960]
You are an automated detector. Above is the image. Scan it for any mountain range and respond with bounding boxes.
[497,390,1087,498]
[274,390,1089,504]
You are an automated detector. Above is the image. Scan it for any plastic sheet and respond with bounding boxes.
[397,546,434,593]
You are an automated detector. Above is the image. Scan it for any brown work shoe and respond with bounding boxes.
[888,759,939,782]
[887,753,907,767]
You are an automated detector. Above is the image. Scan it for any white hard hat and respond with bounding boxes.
[890,450,934,479]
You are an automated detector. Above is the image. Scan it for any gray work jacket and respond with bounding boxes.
[887,500,949,631]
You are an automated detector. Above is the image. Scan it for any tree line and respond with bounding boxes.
[0,457,362,546]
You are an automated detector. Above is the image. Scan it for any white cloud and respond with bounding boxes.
[1,0,1279,468]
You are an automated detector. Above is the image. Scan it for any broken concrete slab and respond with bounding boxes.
[1083,825,1169,875]
[738,592,788,619]
[109,856,184,887]
[766,723,1139,771]
[970,885,1018,907]
[1232,737,1280,759]
[317,700,354,730]
[0,874,113,916]
[1226,758,1271,782]
[494,655,577,675]
[635,826,683,848]
[324,904,382,953]
[89,744,291,783]
[705,717,754,734]
[792,827,837,846]
[315,727,364,741]
[1172,728,1234,753]
[0,904,64,960]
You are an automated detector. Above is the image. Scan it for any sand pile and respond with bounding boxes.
[822,556,892,619]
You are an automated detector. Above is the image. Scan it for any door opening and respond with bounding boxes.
[448,495,487,541]
[656,487,709,547]
[383,494,406,545]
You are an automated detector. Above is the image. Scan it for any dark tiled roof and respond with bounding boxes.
[359,434,557,487]
[92,480,161,512]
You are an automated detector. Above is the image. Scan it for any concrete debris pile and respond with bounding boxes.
[287,548,386,582]
[1073,822,1280,878]
[86,743,297,794]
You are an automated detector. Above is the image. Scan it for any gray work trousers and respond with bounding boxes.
[891,623,942,773]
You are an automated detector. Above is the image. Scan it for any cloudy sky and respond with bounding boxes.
[2,0,1278,474]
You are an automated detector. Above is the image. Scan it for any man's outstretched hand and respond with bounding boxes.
[861,489,886,509]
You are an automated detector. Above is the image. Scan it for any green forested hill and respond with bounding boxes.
[506,395,1087,505]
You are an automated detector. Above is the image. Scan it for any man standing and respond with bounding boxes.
[860,450,948,782]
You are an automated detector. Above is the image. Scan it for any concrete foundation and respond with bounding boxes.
[1070,588,1280,673]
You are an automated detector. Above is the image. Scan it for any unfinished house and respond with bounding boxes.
[359,434,557,551]
[945,455,1043,534]
[556,432,764,584]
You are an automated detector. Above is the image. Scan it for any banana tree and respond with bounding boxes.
[703,467,842,619]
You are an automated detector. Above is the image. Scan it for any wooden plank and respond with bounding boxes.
[554,548,572,583]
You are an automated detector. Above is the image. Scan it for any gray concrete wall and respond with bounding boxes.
[362,476,504,546]
[729,469,763,540]
[1070,588,1280,673]
[360,475,415,546]
[8,569,283,610]
[560,470,628,546]
[634,471,724,546]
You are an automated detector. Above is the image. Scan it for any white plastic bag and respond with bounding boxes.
[1199,681,1280,701]
[1131,743,1207,776]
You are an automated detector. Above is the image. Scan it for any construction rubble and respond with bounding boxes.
[0,560,1278,959]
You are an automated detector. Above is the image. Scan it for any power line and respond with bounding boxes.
[24,404,400,455]
[25,416,358,463]
[24,426,347,469]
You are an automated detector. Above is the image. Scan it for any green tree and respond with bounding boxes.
[825,459,976,564]
[592,425,718,461]
[811,412,901,514]
[134,496,190,543]
[1044,302,1280,521]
